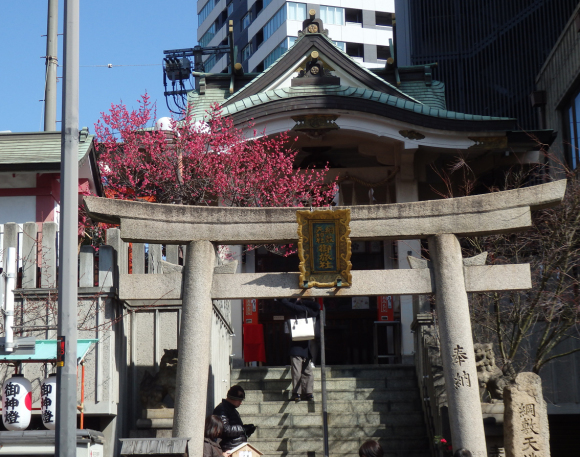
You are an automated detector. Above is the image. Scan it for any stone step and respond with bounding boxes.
[237,377,417,391]
[136,411,425,430]
[248,437,429,453]
[129,429,172,439]
[242,411,425,427]
[251,450,430,457]
[240,399,422,414]
[232,365,416,382]
[252,425,428,439]
[243,388,419,403]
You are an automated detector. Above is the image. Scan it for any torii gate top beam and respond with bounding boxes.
[84,180,566,245]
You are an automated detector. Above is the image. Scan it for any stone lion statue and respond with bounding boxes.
[140,349,178,409]
[474,343,510,402]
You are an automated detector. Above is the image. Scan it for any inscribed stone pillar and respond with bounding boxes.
[173,240,216,453]
[504,372,550,457]
[428,234,487,457]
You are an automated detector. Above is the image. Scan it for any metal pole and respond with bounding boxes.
[3,248,16,352]
[319,306,329,457]
[44,0,58,131]
[56,0,79,455]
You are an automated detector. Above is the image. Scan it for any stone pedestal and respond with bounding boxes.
[428,234,487,457]
[504,372,550,457]
[172,241,216,454]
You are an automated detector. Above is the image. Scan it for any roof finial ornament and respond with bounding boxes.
[298,9,329,37]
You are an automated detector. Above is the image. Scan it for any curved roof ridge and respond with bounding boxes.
[224,33,425,106]
[221,85,516,122]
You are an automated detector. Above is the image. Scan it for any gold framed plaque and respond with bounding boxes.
[297,209,352,288]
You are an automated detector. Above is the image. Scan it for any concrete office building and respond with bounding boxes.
[197,0,395,73]
[394,0,579,130]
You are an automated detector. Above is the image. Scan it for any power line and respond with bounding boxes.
[79,63,161,68]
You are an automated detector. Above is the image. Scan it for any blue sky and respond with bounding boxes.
[0,0,197,134]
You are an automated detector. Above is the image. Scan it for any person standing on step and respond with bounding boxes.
[213,385,256,452]
[279,297,320,402]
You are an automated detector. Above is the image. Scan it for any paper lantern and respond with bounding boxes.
[41,373,57,430]
[2,374,32,431]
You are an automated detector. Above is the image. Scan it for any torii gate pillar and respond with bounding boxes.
[172,240,216,449]
[429,234,487,457]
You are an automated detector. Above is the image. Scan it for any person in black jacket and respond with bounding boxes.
[212,385,256,452]
[279,297,320,402]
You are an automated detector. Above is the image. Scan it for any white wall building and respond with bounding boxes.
[197,0,395,73]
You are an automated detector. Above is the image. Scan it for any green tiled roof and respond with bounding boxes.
[0,131,95,166]
[188,87,231,120]
[398,80,447,110]
[221,85,514,122]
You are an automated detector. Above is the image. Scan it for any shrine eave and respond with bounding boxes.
[221,86,518,133]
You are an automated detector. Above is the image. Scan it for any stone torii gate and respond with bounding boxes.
[85,179,566,457]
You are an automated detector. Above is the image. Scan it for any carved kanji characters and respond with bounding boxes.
[521,417,539,435]
[522,437,540,452]
[452,344,468,366]
[453,371,471,389]
[519,403,535,418]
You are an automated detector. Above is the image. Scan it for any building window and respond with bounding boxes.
[264,5,287,41]
[241,11,252,30]
[320,6,344,26]
[346,42,364,58]
[204,54,217,72]
[242,43,253,62]
[256,29,264,47]
[199,0,215,26]
[333,40,346,52]
[566,91,580,169]
[345,8,362,24]
[199,23,216,47]
[377,45,390,60]
[288,2,307,21]
[288,36,297,47]
[263,39,289,69]
[227,2,233,16]
[376,11,393,27]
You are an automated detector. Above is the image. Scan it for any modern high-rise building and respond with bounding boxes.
[394,0,579,130]
[197,0,395,73]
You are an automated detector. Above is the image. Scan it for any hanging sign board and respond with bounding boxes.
[377,295,395,321]
[243,299,259,324]
[297,209,352,288]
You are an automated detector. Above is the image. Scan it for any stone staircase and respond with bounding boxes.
[232,365,431,457]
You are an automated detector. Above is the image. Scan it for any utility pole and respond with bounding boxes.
[44,0,58,131]
[56,0,79,455]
